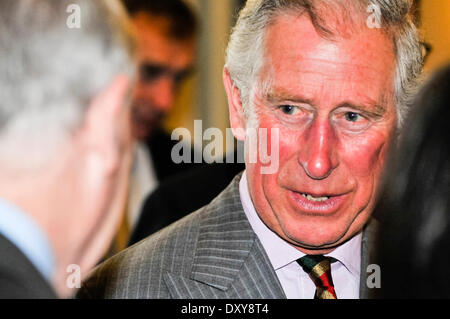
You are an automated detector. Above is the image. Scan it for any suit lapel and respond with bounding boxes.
[163,175,286,298]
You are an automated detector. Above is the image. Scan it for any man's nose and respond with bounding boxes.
[298,119,338,180]
[151,77,176,112]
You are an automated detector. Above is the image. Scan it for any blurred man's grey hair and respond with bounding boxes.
[225,0,423,128]
[0,0,135,173]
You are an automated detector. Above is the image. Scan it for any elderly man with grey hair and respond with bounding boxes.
[79,0,423,299]
[0,0,135,298]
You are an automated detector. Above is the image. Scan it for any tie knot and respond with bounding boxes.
[297,255,337,299]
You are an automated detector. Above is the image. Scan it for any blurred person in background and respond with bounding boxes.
[376,64,450,298]
[0,0,134,298]
[110,0,199,252]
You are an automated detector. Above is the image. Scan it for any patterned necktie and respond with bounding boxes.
[297,255,338,299]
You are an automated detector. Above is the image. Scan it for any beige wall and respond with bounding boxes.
[165,0,235,149]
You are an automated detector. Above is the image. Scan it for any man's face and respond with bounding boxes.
[242,14,397,254]
[131,12,195,140]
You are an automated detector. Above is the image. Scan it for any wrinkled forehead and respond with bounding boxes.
[265,0,371,39]
[258,13,396,105]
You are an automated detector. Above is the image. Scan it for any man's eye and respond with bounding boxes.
[334,111,371,132]
[344,112,361,122]
[279,105,298,115]
[140,64,165,82]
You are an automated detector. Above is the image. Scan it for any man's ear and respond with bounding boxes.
[223,68,247,141]
[80,74,132,177]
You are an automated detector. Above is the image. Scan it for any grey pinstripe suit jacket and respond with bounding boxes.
[79,173,379,299]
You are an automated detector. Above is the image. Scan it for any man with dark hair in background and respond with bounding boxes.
[112,0,199,251]
[124,0,197,141]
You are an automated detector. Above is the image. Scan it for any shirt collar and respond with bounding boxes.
[239,172,361,277]
[0,198,56,282]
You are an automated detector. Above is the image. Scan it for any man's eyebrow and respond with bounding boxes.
[265,91,315,106]
[265,90,388,116]
[336,102,387,117]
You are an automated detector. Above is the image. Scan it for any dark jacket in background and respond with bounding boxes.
[146,128,203,182]
[129,162,245,245]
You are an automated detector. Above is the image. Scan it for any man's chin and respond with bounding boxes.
[284,228,348,253]
[292,240,342,254]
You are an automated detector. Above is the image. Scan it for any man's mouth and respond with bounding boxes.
[287,190,348,215]
[301,193,330,202]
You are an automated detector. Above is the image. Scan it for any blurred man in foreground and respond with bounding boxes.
[0,0,134,298]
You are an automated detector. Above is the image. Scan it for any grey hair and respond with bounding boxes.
[225,0,423,128]
[0,0,135,171]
